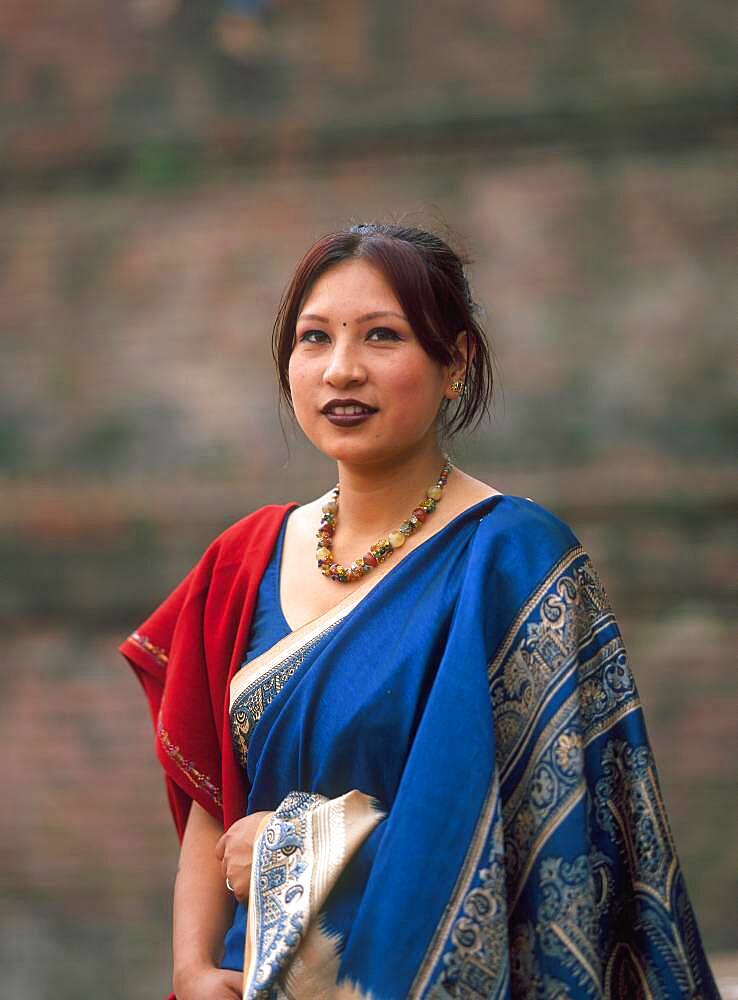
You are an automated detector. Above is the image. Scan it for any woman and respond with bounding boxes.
[119,223,718,999]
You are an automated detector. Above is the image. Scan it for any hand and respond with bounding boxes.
[173,964,243,999]
[215,811,273,904]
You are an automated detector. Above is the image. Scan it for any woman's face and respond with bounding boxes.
[288,258,455,467]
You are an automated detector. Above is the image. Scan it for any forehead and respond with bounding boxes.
[299,258,401,315]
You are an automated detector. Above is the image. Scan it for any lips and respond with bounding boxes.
[321,398,378,428]
[320,397,378,415]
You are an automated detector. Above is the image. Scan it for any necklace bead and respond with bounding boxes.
[316,456,453,583]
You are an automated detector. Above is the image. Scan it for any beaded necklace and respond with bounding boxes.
[316,456,453,583]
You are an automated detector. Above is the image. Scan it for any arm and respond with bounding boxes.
[172,801,241,999]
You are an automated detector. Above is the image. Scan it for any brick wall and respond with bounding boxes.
[1,2,735,996]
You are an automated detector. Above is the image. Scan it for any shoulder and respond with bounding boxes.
[217,501,297,543]
[196,501,298,570]
[474,494,582,566]
[471,496,609,655]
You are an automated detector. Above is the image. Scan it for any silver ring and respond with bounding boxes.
[225,876,233,892]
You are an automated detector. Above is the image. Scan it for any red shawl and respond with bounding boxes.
[118,502,298,841]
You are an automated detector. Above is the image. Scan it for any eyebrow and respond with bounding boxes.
[297,310,408,324]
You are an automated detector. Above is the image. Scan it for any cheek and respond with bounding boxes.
[288,358,323,431]
[287,357,309,402]
[386,360,443,411]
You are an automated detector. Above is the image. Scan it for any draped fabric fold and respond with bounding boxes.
[121,495,718,999]
[242,790,386,999]
[117,502,298,840]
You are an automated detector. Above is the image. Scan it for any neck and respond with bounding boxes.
[330,442,449,544]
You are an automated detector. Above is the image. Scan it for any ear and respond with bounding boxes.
[450,329,475,376]
[444,330,477,399]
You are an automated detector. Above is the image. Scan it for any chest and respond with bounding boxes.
[276,486,500,632]
[277,518,370,632]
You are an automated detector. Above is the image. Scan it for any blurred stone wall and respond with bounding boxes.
[0,2,735,997]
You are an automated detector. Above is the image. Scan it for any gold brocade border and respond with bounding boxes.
[486,545,585,680]
[228,566,388,711]
[157,720,222,806]
[410,551,589,998]
[502,687,586,911]
[498,612,616,784]
[243,790,385,997]
[230,493,506,711]
[550,923,601,989]
[415,547,630,997]
[230,619,347,769]
[128,630,169,666]
[409,770,504,997]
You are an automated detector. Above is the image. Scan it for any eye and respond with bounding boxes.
[297,330,329,344]
[367,327,401,341]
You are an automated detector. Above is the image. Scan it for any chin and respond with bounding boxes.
[317,435,429,469]
[303,429,377,462]
[316,440,383,464]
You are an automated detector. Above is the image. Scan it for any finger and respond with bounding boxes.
[214,833,226,860]
[232,868,252,904]
[215,968,244,997]
[223,973,243,998]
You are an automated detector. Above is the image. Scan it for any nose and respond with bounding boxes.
[322,338,367,387]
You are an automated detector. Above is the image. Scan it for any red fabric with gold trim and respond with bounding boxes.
[118,502,298,841]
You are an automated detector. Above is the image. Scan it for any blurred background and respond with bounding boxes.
[0,1,735,997]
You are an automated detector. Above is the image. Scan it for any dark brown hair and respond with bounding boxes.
[271,222,496,440]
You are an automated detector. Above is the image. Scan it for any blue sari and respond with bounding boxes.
[225,495,718,999]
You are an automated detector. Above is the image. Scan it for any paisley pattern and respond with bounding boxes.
[245,790,329,997]
[433,787,510,999]
[593,740,678,908]
[424,549,718,999]
[489,548,617,776]
[218,498,716,999]
[243,790,384,999]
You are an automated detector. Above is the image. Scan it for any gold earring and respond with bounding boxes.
[449,379,464,396]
